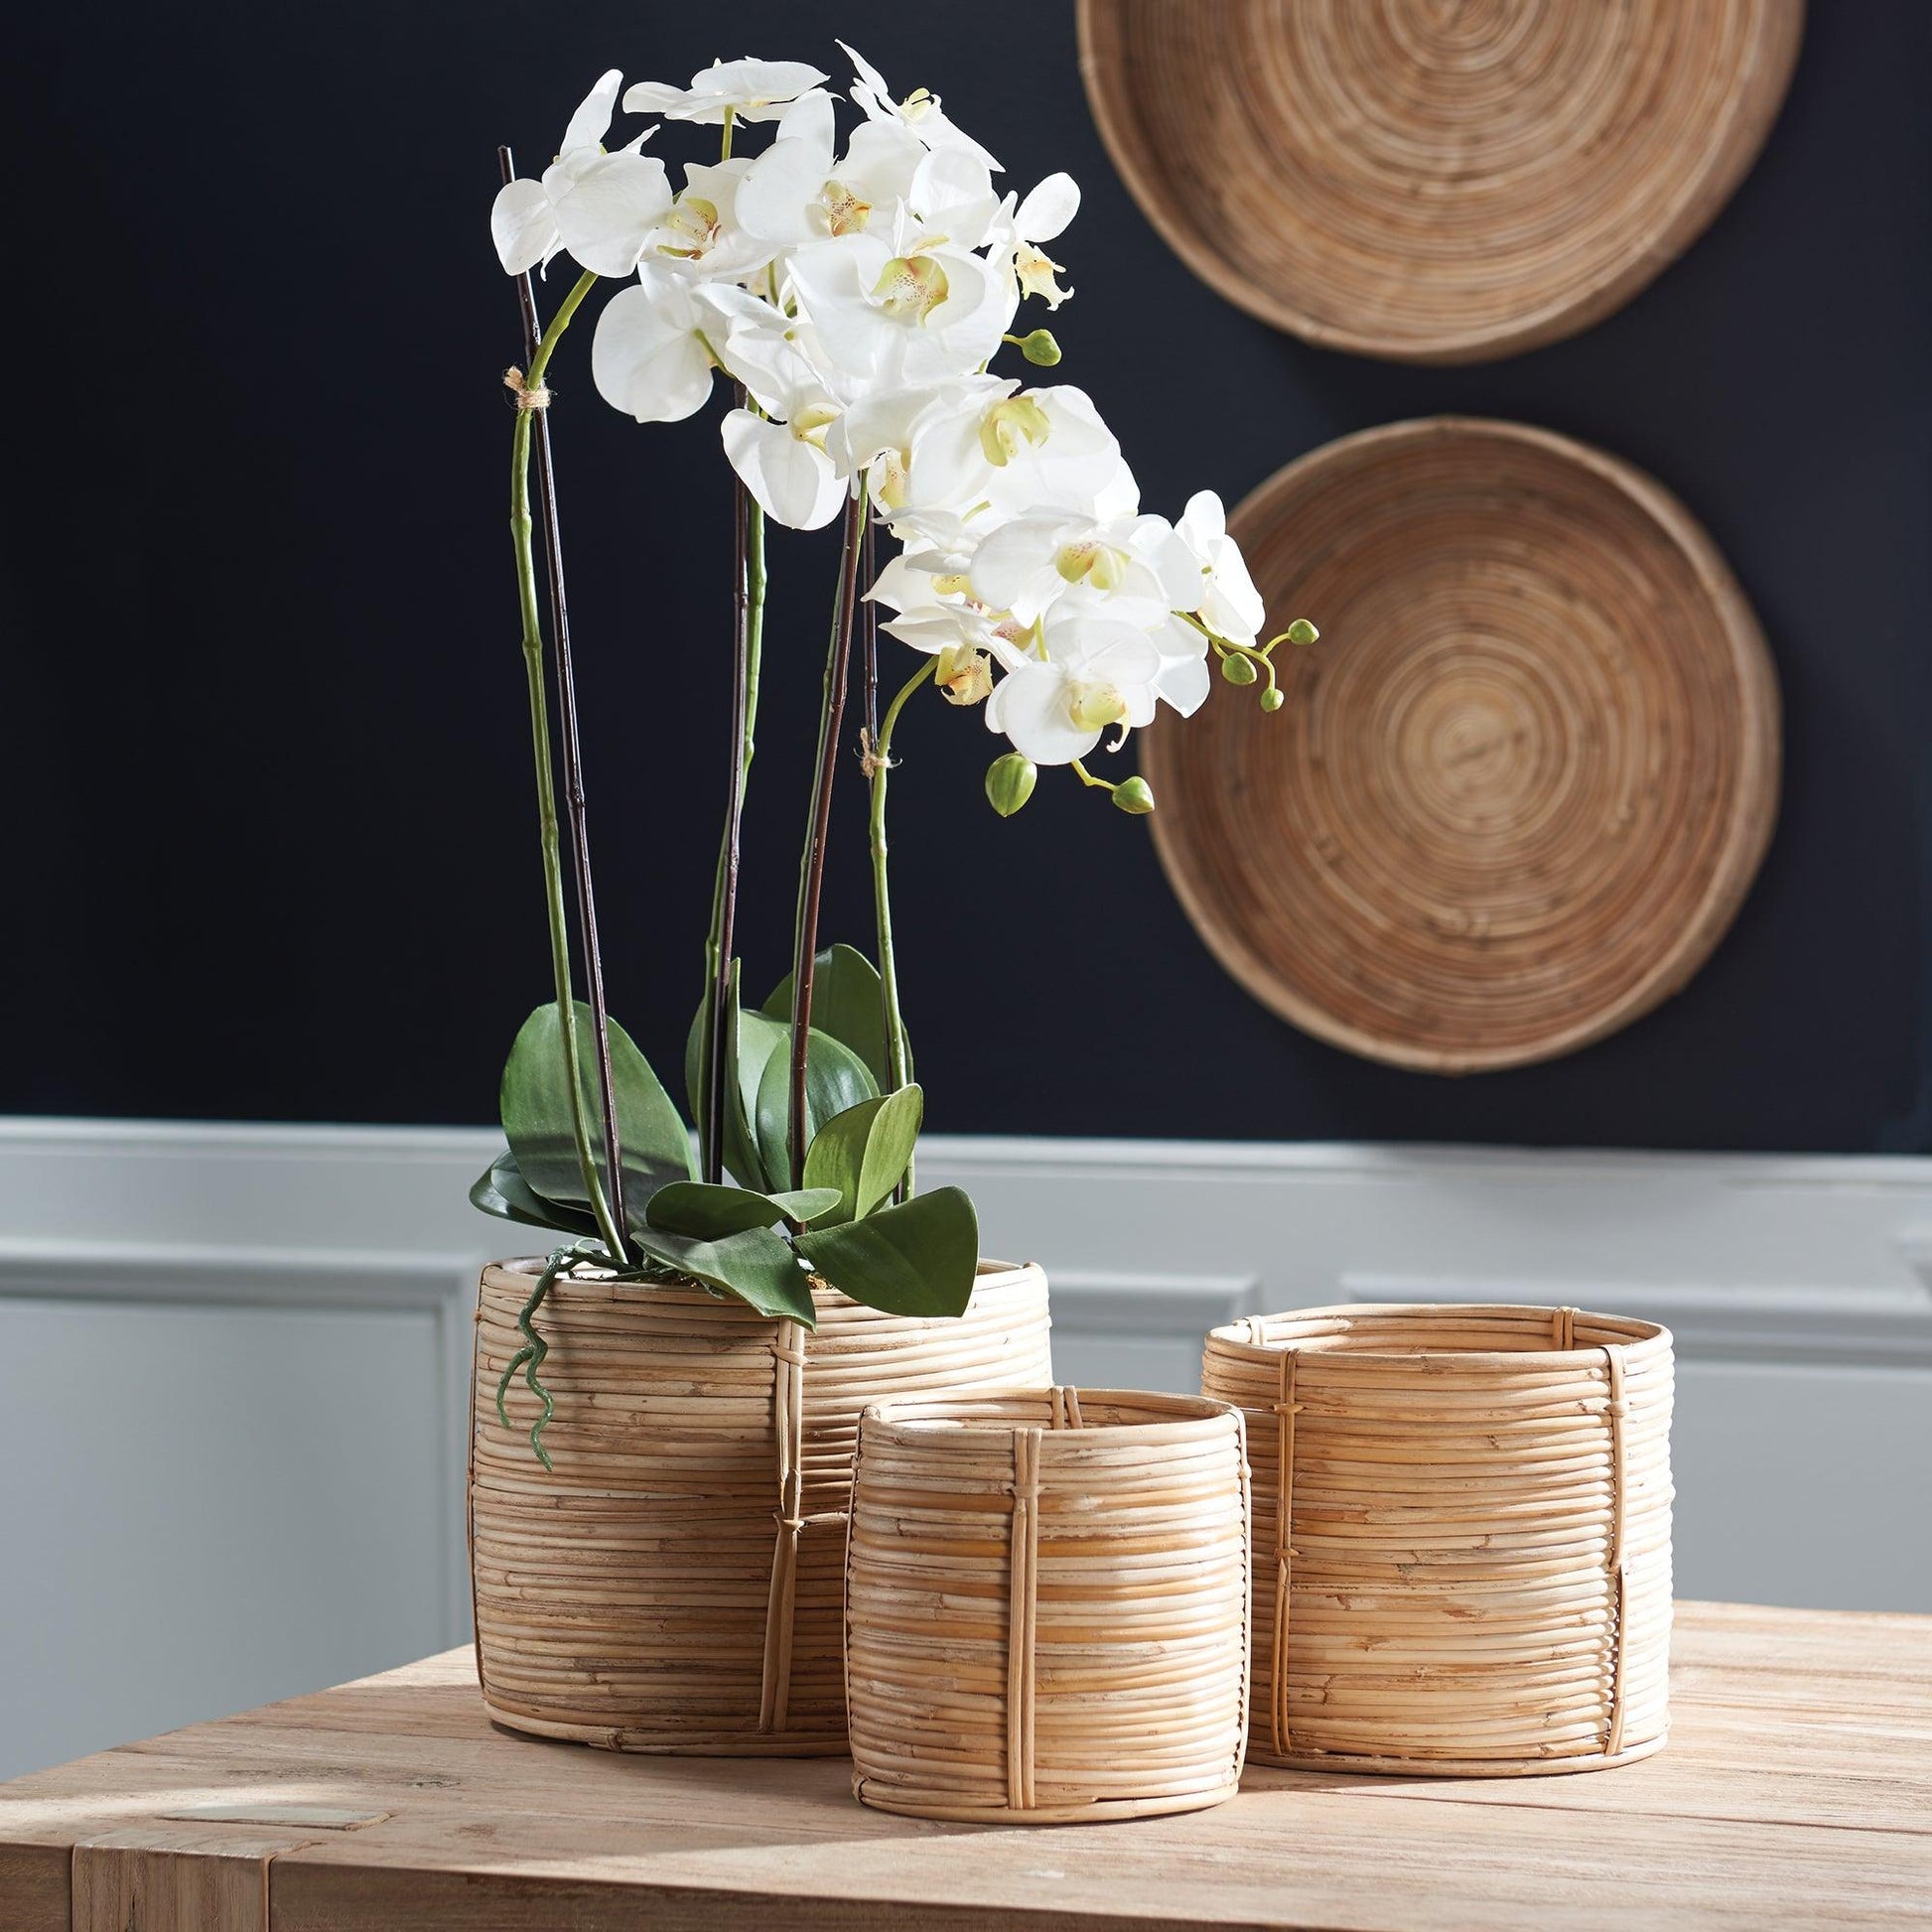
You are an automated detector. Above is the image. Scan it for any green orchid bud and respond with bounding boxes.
[1111,775,1157,815]
[1286,618,1319,646]
[1260,687,1286,713]
[1017,328,1061,366]
[985,752,1037,817]
[1221,652,1258,686]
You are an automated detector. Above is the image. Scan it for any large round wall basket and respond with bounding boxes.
[1077,0,1804,363]
[1141,418,1780,1073]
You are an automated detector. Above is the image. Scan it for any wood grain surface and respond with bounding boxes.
[1078,0,1805,362]
[2,1602,1926,1929]
[1143,418,1781,1073]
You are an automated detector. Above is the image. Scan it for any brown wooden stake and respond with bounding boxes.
[787,488,867,1190]
[498,145,626,1247]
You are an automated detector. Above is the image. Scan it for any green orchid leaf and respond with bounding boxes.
[795,1185,979,1317]
[754,1023,878,1190]
[502,1002,695,1219]
[629,1223,817,1326]
[802,1084,925,1226]
[684,975,783,1193]
[645,1180,843,1241]
[469,1148,603,1241]
[762,944,906,1092]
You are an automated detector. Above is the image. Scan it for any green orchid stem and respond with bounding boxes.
[1069,758,1116,794]
[700,430,766,1183]
[869,657,935,1200]
[788,483,870,1191]
[509,268,626,1264]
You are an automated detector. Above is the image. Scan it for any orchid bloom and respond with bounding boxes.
[622,57,828,125]
[491,69,671,280]
[1174,490,1266,648]
[735,90,924,247]
[967,510,1199,626]
[787,215,1006,390]
[591,263,741,423]
[983,609,1173,764]
[839,42,1001,172]
[989,174,1080,310]
[719,318,850,530]
[648,159,774,283]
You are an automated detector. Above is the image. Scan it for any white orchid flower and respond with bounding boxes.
[736,91,924,247]
[839,42,1002,171]
[622,57,828,125]
[907,148,1003,253]
[647,158,775,284]
[837,374,1008,513]
[592,263,749,423]
[787,220,1006,391]
[490,70,671,279]
[988,173,1080,310]
[968,511,1198,625]
[1174,490,1266,647]
[984,609,1171,764]
[717,316,850,530]
[898,383,1137,527]
[865,555,1020,704]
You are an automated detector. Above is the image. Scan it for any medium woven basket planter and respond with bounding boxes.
[471,1258,1052,1754]
[1201,1305,1673,1777]
[845,1387,1251,1823]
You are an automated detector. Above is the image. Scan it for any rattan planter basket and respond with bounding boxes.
[471,1258,1052,1754]
[845,1387,1252,1823]
[1201,1305,1673,1777]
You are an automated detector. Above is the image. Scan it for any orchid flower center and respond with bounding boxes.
[978,397,1052,468]
[791,403,841,450]
[1014,243,1069,308]
[873,255,949,324]
[1054,539,1129,591]
[661,196,722,259]
[930,572,973,598]
[1065,679,1128,731]
[814,181,872,238]
[934,642,993,705]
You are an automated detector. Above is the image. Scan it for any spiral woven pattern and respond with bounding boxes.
[1078,0,1802,361]
[1202,1304,1673,1775]
[1142,418,1779,1072]
[472,1259,1051,1753]
[846,1389,1251,1822]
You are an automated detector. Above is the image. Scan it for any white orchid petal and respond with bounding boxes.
[985,664,1097,765]
[490,178,557,276]
[548,151,671,278]
[1015,172,1079,242]
[722,410,847,530]
[592,281,714,423]
[562,69,623,155]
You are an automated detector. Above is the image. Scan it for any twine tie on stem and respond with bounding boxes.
[503,366,552,411]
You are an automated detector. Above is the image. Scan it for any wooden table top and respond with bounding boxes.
[3,1601,1928,1930]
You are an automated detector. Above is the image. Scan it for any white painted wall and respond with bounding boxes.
[2,1119,1929,1780]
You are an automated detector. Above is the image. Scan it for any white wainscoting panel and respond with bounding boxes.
[2,1119,1930,1780]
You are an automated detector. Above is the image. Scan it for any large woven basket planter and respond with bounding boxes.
[1201,1305,1673,1777]
[846,1387,1251,1823]
[471,1258,1052,1754]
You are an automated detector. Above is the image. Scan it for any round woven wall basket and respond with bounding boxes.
[471,1258,1052,1754]
[1078,0,1803,362]
[1142,417,1781,1073]
[846,1387,1251,1823]
[1201,1304,1673,1776]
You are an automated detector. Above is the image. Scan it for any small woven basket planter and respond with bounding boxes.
[846,1387,1252,1823]
[471,1258,1051,1755]
[1201,1305,1673,1777]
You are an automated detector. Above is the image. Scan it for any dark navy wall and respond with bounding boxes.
[10,2,1929,1150]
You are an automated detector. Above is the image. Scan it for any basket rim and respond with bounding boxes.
[1205,1302,1673,1367]
[483,1254,1043,1289]
[861,1386,1239,1439]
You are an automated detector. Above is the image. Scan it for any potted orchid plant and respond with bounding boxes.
[473,45,1312,1440]
[465,42,1315,1756]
